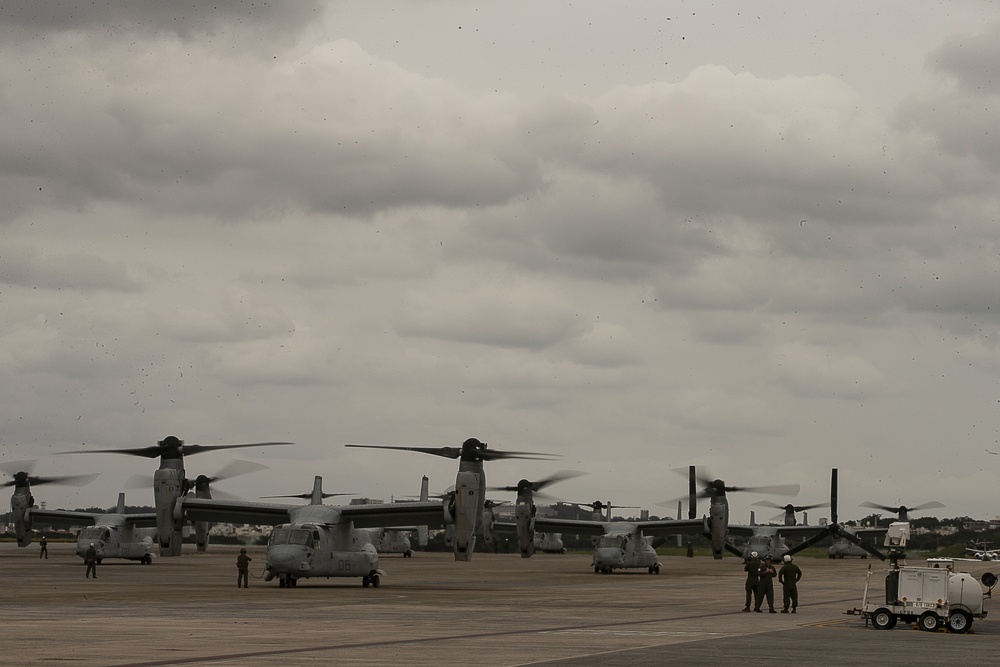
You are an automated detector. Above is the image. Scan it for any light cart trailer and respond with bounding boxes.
[849,523,996,633]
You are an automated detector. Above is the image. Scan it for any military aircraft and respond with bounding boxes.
[346,438,556,561]
[60,436,291,556]
[965,542,999,561]
[859,500,946,522]
[674,467,801,560]
[491,470,709,573]
[828,538,876,558]
[3,460,99,547]
[730,500,832,560]
[177,438,550,587]
[752,500,829,526]
[260,476,429,558]
[29,492,158,564]
[531,532,567,553]
[768,469,887,560]
[126,459,270,552]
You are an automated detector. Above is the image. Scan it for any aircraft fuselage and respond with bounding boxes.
[592,530,660,574]
[264,521,383,587]
[76,523,156,564]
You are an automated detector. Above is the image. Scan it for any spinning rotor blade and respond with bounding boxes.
[203,459,269,483]
[753,500,829,512]
[860,500,946,515]
[726,483,800,496]
[671,467,800,498]
[260,492,356,499]
[487,470,586,494]
[59,436,292,459]
[348,437,556,463]
[2,461,98,488]
[348,443,465,459]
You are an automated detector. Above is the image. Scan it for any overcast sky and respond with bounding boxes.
[2,2,999,525]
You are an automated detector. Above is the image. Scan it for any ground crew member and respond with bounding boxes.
[743,551,762,611]
[756,555,778,613]
[39,536,48,559]
[85,543,98,578]
[779,554,802,613]
[236,548,252,588]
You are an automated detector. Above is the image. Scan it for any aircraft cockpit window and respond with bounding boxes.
[269,528,291,545]
[81,527,104,540]
[597,536,625,549]
[288,529,312,546]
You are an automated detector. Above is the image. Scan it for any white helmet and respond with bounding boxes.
[750,551,758,558]
[783,554,792,562]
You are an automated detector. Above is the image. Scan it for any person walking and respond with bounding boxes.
[39,536,48,559]
[236,548,252,588]
[779,554,803,613]
[743,551,762,612]
[756,555,778,613]
[84,543,98,578]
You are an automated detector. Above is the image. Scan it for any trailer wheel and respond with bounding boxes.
[947,610,972,634]
[871,608,896,630]
[918,611,941,632]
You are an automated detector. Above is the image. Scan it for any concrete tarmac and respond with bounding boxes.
[4,542,997,666]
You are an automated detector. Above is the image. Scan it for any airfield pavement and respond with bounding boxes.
[3,541,997,666]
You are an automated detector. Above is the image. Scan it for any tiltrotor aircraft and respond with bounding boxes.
[762,469,887,560]
[859,499,946,522]
[492,470,708,573]
[29,492,158,564]
[60,436,291,556]
[3,460,98,547]
[178,438,552,587]
[731,499,831,560]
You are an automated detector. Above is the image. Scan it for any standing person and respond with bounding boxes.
[84,543,98,579]
[236,548,252,588]
[743,551,762,612]
[778,554,802,613]
[39,535,48,559]
[756,555,778,613]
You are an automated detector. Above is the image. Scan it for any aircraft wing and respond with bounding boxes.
[28,508,158,528]
[339,501,446,530]
[531,516,706,538]
[726,525,756,538]
[180,497,299,526]
[27,508,99,528]
[850,527,888,538]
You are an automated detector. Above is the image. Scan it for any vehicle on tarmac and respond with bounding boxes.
[853,522,995,634]
[30,492,157,564]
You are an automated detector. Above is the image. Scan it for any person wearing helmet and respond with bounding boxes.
[236,548,252,588]
[778,554,802,613]
[84,542,98,579]
[742,551,763,612]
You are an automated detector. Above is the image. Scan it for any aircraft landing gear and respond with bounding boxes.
[649,564,660,574]
[141,555,152,565]
[278,576,298,588]
[362,574,380,588]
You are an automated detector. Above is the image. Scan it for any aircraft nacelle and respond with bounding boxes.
[452,470,482,561]
[515,499,536,558]
[708,497,728,560]
[155,467,185,556]
[11,492,33,547]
